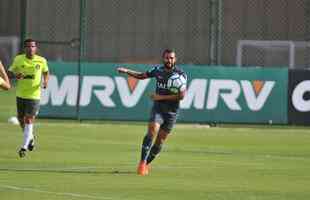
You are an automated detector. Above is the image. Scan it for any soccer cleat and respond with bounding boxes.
[28,139,35,151]
[18,148,26,158]
[137,161,148,176]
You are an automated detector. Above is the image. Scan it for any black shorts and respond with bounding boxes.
[16,97,40,117]
[149,107,178,133]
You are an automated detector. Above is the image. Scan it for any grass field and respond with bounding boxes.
[1,90,310,200]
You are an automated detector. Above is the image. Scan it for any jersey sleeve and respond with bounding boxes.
[145,66,158,78]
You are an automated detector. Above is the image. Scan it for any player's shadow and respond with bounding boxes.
[0,168,135,175]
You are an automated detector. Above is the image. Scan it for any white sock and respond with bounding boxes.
[22,123,34,150]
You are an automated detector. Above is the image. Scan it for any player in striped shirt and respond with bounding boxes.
[117,49,187,175]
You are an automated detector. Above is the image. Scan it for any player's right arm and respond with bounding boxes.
[117,67,148,80]
[0,61,11,90]
[8,56,24,80]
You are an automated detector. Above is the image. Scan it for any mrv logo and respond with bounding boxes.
[41,75,150,108]
[41,75,275,111]
[291,80,310,112]
[181,79,274,111]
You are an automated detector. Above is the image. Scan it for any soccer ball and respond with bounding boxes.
[167,73,186,94]
[8,116,19,125]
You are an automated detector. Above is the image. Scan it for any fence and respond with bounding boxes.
[8,0,307,67]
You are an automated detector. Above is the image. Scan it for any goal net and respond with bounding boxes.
[236,40,310,69]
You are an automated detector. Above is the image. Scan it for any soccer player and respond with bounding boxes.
[0,60,11,90]
[117,49,187,175]
[9,38,49,158]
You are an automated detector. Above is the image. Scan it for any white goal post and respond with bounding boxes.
[236,40,310,68]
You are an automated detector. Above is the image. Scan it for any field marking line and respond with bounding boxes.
[0,184,116,200]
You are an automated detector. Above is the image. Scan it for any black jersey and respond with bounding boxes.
[146,65,187,113]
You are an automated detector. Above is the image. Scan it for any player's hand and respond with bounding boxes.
[117,67,128,74]
[15,73,24,80]
[43,82,48,89]
[150,93,162,101]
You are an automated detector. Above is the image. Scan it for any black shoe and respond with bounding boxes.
[18,148,26,158]
[28,139,35,151]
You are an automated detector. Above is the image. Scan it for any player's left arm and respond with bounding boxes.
[42,71,49,89]
[42,58,49,89]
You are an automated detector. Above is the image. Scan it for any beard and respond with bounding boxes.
[164,62,175,69]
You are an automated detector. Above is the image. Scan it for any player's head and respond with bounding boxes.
[24,38,37,58]
[162,49,176,70]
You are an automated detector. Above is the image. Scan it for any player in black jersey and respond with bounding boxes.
[117,49,187,175]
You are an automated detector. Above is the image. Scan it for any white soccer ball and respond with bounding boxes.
[8,116,19,125]
[167,73,187,93]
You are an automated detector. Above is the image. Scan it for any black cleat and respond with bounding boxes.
[28,139,35,151]
[18,148,26,158]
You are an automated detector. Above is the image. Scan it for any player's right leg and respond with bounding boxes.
[138,122,160,175]
[137,108,162,175]
[17,97,40,158]
[16,97,26,157]
[16,97,25,130]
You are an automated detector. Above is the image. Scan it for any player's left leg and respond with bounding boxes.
[146,129,169,165]
[19,114,36,157]
[25,99,40,152]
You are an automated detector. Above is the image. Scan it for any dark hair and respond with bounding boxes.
[162,49,176,57]
[24,38,36,46]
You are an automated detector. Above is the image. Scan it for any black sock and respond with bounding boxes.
[141,134,153,161]
[146,144,162,164]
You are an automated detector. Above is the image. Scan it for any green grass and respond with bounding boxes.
[1,90,310,200]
